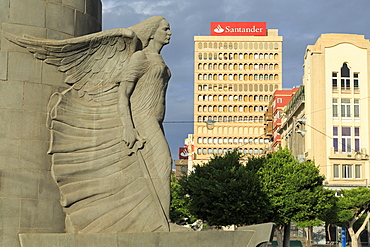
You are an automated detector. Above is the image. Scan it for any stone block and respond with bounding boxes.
[0,169,39,198]
[75,10,101,36]
[0,138,20,169]
[198,231,237,247]
[0,111,4,138]
[0,197,20,229]
[19,199,65,233]
[42,62,66,87]
[20,199,57,229]
[38,170,61,200]
[9,0,45,28]
[8,52,42,83]
[0,51,8,81]
[157,232,197,247]
[76,234,118,246]
[62,0,84,12]
[0,81,23,110]
[46,2,75,36]
[46,30,73,40]
[1,23,47,52]
[117,233,160,247]
[51,200,65,232]
[40,113,50,142]
[86,0,102,24]
[18,225,275,247]
[20,140,49,170]
[20,233,75,247]
[23,83,53,112]
[0,0,9,23]
[238,223,275,247]
[3,109,23,139]
[0,228,21,247]
[21,111,43,140]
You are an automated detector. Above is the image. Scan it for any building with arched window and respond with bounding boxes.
[278,33,370,189]
[190,22,282,168]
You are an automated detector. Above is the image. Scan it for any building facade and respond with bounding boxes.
[192,22,282,167]
[265,88,299,152]
[279,33,370,189]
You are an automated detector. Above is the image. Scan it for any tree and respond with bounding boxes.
[257,148,330,247]
[170,179,195,224]
[322,187,370,247]
[180,151,269,227]
[295,187,336,247]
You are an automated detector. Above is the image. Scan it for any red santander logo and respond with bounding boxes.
[211,22,266,36]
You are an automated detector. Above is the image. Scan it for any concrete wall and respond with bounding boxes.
[0,0,102,246]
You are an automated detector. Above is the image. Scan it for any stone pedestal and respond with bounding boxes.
[19,223,274,247]
[0,1,102,246]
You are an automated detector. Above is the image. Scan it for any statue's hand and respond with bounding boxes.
[122,128,145,149]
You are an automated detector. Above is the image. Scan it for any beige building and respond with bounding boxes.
[279,33,370,189]
[192,26,282,167]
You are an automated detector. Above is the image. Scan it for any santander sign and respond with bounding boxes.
[210,22,266,36]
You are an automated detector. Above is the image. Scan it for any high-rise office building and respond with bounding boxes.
[191,22,282,166]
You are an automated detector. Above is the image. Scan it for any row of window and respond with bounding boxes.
[332,99,360,118]
[333,164,362,179]
[197,137,269,145]
[333,126,360,153]
[197,105,267,113]
[197,53,279,61]
[196,126,265,136]
[197,41,279,50]
[332,75,359,90]
[332,65,360,90]
[197,148,265,155]
[198,94,271,102]
[197,73,279,81]
[197,83,279,92]
[197,116,265,123]
[198,63,279,71]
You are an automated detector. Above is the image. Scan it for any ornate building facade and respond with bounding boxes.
[279,33,370,189]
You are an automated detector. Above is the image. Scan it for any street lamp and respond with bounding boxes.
[296,129,307,137]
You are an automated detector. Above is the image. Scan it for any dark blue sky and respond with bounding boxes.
[101,0,370,160]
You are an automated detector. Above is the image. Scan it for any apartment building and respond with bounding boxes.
[279,33,370,189]
[265,88,299,152]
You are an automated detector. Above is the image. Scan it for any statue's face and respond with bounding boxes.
[153,20,171,46]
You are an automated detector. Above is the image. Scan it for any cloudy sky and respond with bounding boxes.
[101,0,370,160]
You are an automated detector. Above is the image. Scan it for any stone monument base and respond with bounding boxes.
[19,223,274,247]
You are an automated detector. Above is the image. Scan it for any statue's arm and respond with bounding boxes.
[117,81,138,149]
[116,51,145,149]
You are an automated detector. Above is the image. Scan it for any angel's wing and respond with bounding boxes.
[5,28,139,92]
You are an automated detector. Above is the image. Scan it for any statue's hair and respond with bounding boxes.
[129,16,166,48]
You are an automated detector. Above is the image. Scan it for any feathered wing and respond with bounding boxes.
[6,28,170,233]
[5,28,139,94]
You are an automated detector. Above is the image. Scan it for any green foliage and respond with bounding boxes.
[169,180,195,224]
[179,148,331,229]
[257,148,330,227]
[323,187,370,228]
[180,151,269,226]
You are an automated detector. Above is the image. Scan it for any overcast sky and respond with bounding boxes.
[100,0,370,160]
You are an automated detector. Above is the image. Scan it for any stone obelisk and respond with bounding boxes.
[0,0,101,246]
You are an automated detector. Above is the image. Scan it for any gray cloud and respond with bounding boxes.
[101,0,370,160]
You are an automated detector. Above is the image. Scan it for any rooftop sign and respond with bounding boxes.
[210,22,266,36]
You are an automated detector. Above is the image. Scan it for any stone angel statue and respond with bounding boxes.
[6,16,173,233]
